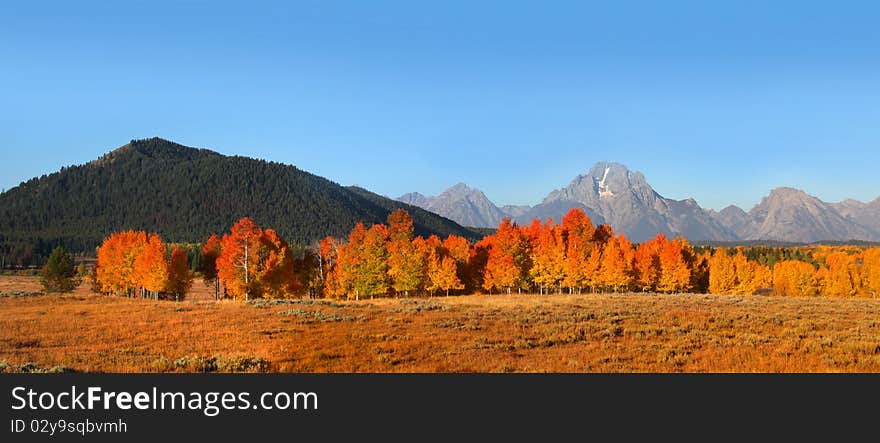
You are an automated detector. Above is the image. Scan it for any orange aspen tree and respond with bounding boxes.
[328,223,367,299]
[657,237,690,293]
[530,219,566,294]
[443,234,470,263]
[134,233,168,299]
[583,247,603,292]
[96,232,126,294]
[443,234,471,288]
[259,229,298,298]
[96,231,147,296]
[562,209,595,293]
[634,234,663,292]
[216,217,264,300]
[483,218,527,294]
[484,252,519,294]
[599,234,634,292]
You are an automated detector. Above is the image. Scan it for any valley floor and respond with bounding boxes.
[2,276,880,372]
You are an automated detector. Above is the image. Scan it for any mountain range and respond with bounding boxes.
[398,162,880,243]
[3,138,879,268]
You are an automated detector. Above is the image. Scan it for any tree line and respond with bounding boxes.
[85,208,880,301]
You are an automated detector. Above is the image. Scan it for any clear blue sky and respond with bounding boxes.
[3,1,879,210]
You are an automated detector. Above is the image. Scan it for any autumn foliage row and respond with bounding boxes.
[317,208,743,298]
[94,230,193,300]
[306,208,880,299]
[95,209,880,301]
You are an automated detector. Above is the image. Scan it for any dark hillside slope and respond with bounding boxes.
[0,138,479,265]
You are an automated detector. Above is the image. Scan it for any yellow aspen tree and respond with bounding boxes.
[861,248,880,297]
[708,248,736,295]
[772,260,817,297]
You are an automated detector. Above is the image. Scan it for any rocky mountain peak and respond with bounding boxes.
[396,183,507,228]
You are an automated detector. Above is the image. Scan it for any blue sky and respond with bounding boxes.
[2,1,879,210]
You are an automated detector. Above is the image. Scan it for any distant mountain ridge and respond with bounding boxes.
[710,188,880,243]
[400,163,880,243]
[397,183,509,228]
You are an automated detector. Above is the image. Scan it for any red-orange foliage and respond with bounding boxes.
[216,217,264,300]
[93,210,880,302]
[259,229,299,299]
[657,238,691,293]
[443,234,470,263]
[134,234,168,298]
[96,231,148,295]
[95,230,195,301]
[599,234,634,292]
[530,218,566,294]
[634,234,664,292]
[561,209,596,292]
[483,218,528,294]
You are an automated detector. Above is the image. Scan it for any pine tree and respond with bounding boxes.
[39,246,79,293]
[166,246,193,301]
[200,234,222,300]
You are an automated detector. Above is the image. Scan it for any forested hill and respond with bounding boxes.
[0,138,480,266]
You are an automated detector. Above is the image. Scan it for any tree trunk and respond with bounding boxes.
[244,242,249,301]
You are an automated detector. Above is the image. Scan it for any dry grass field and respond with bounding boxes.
[2,275,880,372]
